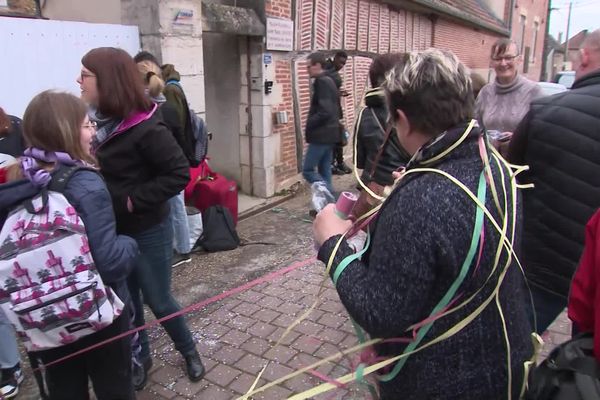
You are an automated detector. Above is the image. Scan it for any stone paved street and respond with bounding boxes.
[14,173,574,399]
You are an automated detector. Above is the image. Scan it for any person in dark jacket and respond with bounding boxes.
[136,57,193,268]
[303,52,341,194]
[78,47,205,389]
[324,51,351,175]
[0,91,138,399]
[314,49,532,399]
[133,52,195,166]
[353,53,411,218]
[508,29,600,333]
[356,54,411,184]
[0,107,25,167]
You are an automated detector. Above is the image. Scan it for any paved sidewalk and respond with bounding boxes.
[136,260,574,400]
[137,259,365,400]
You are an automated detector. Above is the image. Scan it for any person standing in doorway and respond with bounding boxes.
[303,52,341,196]
[475,39,540,157]
[325,51,352,175]
[508,29,600,333]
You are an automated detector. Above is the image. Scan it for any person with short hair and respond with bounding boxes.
[303,52,341,195]
[509,29,600,333]
[475,39,541,157]
[314,49,532,399]
[325,51,352,175]
[78,47,205,389]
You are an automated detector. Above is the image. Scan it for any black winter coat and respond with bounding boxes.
[508,70,600,298]
[95,111,189,236]
[305,73,340,145]
[0,116,25,159]
[355,89,410,186]
[320,124,532,399]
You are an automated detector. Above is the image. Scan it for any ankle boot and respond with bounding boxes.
[184,351,205,382]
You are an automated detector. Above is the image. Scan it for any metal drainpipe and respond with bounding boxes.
[246,37,255,196]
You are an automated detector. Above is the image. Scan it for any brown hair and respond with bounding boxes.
[82,47,152,119]
[490,38,519,59]
[24,91,93,163]
[0,107,10,135]
[369,53,408,88]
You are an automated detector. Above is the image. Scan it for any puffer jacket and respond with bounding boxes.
[355,88,410,186]
[508,70,600,298]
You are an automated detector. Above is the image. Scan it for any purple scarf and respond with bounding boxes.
[20,148,83,188]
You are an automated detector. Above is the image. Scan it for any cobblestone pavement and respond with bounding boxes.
[14,173,574,399]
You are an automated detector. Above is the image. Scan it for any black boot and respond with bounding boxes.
[132,357,152,391]
[184,351,205,382]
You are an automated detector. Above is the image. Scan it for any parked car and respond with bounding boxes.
[553,71,576,89]
[538,81,568,97]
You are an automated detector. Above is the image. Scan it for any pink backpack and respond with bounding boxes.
[0,167,124,351]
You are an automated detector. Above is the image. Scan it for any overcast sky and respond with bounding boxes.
[549,0,599,42]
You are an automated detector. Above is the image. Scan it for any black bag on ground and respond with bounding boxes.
[526,333,600,400]
[196,205,240,252]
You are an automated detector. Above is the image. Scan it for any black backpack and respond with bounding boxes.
[526,333,600,400]
[196,205,240,252]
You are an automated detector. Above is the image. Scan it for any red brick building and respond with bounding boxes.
[265,0,549,191]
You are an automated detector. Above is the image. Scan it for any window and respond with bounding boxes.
[519,15,527,54]
[531,21,539,63]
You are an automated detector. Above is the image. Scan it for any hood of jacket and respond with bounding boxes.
[162,64,181,83]
[364,88,386,108]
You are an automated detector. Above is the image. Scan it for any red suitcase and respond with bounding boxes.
[185,161,239,225]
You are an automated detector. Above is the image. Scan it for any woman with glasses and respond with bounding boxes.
[77,47,205,390]
[475,39,541,157]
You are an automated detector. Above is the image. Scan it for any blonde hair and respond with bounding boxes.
[137,60,165,98]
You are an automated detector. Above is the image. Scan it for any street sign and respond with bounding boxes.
[263,53,272,65]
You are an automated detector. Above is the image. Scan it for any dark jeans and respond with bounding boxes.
[303,143,334,194]
[333,144,344,165]
[527,284,567,334]
[128,220,195,360]
[35,309,134,400]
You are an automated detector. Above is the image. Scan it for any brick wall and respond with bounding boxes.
[434,18,499,69]
[265,0,292,18]
[268,0,548,188]
[511,0,549,80]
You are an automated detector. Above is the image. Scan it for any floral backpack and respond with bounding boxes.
[0,166,124,351]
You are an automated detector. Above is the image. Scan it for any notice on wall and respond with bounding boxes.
[0,0,7,8]
[171,8,194,34]
[266,18,294,52]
